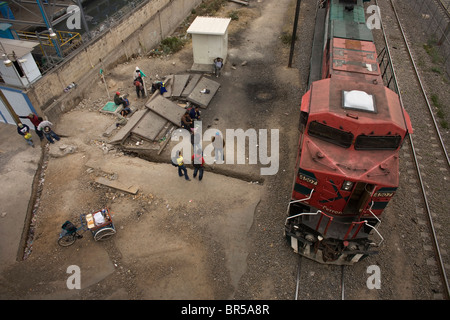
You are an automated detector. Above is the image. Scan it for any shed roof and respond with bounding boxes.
[0,38,39,58]
[187,16,231,35]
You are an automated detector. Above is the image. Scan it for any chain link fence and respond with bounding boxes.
[409,0,450,78]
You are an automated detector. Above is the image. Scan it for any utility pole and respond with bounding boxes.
[0,90,19,124]
[288,0,301,68]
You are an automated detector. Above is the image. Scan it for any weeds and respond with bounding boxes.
[229,10,239,21]
[423,39,443,64]
[160,36,185,54]
[430,93,449,129]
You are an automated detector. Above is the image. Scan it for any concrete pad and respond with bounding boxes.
[171,74,190,97]
[99,101,120,114]
[189,63,214,73]
[181,74,201,97]
[131,110,168,142]
[108,108,148,144]
[145,94,185,126]
[186,76,221,108]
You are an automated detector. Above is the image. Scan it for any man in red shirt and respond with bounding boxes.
[19,113,43,141]
[192,151,205,181]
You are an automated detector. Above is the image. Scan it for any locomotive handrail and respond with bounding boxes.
[286,189,315,215]
[285,210,321,225]
[363,220,384,247]
[285,208,384,246]
[368,201,381,224]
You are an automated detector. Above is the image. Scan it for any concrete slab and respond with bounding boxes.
[189,63,214,73]
[99,101,120,115]
[186,76,221,108]
[145,94,184,126]
[181,74,201,97]
[108,108,148,144]
[131,110,168,142]
[162,75,173,98]
[171,74,190,98]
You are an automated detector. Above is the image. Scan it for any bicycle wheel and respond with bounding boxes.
[58,233,77,247]
[94,227,116,241]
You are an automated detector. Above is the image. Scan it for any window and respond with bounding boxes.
[307,121,353,148]
[355,135,401,150]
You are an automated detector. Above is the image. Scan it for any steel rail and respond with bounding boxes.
[294,257,346,300]
[376,0,450,299]
[393,0,450,167]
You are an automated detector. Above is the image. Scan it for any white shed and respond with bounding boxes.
[187,16,231,71]
[0,38,42,88]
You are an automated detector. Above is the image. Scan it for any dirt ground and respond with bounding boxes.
[0,0,303,301]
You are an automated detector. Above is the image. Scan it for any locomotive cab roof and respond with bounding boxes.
[303,76,411,138]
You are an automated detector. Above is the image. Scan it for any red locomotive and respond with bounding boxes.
[284,0,413,264]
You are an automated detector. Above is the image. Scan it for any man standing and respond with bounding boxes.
[19,113,43,141]
[191,151,205,181]
[174,151,191,181]
[17,123,34,147]
[134,76,145,99]
[37,120,61,144]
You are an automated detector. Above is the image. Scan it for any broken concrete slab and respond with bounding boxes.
[162,75,173,98]
[186,76,221,108]
[145,94,184,126]
[131,111,168,142]
[181,74,201,98]
[108,108,148,145]
[172,74,190,98]
[95,176,139,194]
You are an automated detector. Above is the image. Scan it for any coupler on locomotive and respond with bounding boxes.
[284,198,383,265]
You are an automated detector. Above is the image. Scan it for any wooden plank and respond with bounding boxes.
[229,0,249,5]
[186,76,221,108]
[94,177,139,194]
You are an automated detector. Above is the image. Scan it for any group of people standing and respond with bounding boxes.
[17,113,60,148]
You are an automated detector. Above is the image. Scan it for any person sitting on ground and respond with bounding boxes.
[189,106,201,121]
[120,106,132,117]
[181,111,193,131]
[114,91,128,108]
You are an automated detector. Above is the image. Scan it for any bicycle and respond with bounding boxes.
[58,219,85,247]
[58,208,116,247]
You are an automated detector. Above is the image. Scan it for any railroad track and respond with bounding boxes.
[294,257,345,300]
[375,0,450,299]
[437,0,450,17]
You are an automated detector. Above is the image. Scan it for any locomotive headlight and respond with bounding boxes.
[342,180,354,191]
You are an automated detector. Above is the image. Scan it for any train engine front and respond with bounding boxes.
[284,0,412,265]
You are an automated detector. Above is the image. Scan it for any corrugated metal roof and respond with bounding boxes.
[187,16,231,35]
[0,38,39,58]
